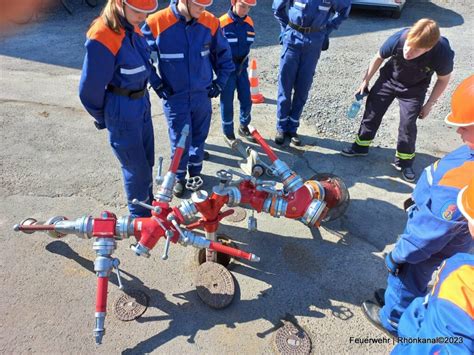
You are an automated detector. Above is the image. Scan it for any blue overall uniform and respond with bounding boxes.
[392,253,474,355]
[380,145,474,334]
[219,8,255,137]
[79,16,157,218]
[272,0,350,134]
[352,29,455,168]
[142,4,234,180]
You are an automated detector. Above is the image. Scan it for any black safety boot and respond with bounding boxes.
[275,131,285,145]
[203,151,210,161]
[374,288,386,307]
[341,144,369,157]
[173,179,186,198]
[238,125,256,142]
[361,301,393,338]
[287,132,302,146]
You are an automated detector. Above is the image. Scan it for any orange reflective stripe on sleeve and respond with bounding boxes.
[87,18,125,56]
[198,11,219,36]
[438,162,474,189]
[219,13,233,28]
[437,265,474,318]
[146,7,177,38]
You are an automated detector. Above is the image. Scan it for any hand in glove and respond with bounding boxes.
[94,121,106,130]
[385,252,402,276]
[153,83,173,100]
[207,81,222,98]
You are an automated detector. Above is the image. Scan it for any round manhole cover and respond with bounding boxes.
[195,262,235,309]
[113,289,148,321]
[274,321,311,355]
[223,207,247,223]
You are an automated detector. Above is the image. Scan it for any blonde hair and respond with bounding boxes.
[91,0,123,34]
[407,18,440,49]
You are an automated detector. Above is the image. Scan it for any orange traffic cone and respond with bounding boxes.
[249,59,265,104]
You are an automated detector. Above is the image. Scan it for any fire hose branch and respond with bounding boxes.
[209,241,260,262]
[248,125,278,162]
[169,124,189,174]
[94,277,108,345]
[247,126,303,193]
[178,230,259,262]
[156,125,189,202]
[92,235,121,345]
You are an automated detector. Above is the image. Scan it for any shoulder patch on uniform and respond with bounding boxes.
[438,161,474,189]
[198,11,219,36]
[219,13,233,28]
[146,7,177,38]
[440,200,460,221]
[87,18,125,56]
[244,16,254,27]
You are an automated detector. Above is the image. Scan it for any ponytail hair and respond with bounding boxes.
[90,0,123,34]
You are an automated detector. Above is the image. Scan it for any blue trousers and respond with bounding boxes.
[380,257,443,335]
[163,93,212,180]
[106,109,154,218]
[220,70,252,136]
[276,41,322,133]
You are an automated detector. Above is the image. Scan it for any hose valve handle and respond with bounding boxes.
[185,176,203,192]
[112,258,124,290]
[216,169,233,184]
[131,199,161,214]
[167,214,188,244]
[155,157,164,185]
[162,230,173,260]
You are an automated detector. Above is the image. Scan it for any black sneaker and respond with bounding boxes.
[402,167,416,182]
[287,132,301,146]
[275,131,285,145]
[173,179,186,198]
[203,151,210,161]
[238,125,256,142]
[341,146,368,157]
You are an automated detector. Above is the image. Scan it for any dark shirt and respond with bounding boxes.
[378,29,454,88]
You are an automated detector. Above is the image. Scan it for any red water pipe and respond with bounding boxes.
[248,126,278,162]
[95,277,108,313]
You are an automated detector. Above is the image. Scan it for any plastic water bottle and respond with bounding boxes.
[347,92,365,120]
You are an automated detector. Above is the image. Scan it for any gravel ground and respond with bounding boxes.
[0,0,473,354]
